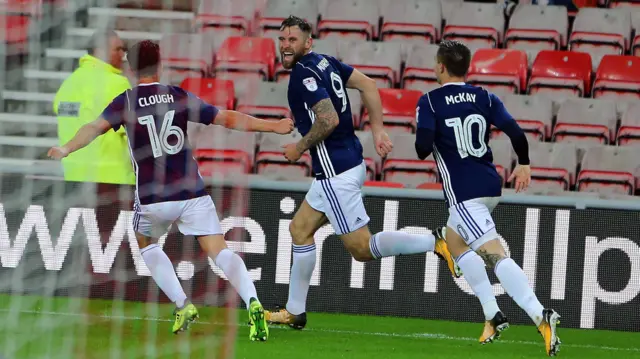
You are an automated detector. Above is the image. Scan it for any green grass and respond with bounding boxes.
[0,294,638,359]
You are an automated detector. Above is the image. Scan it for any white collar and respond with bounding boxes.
[442,82,466,87]
[138,82,161,86]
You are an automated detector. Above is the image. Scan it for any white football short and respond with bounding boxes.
[133,195,222,238]
[447,197,500,251]
[305,161,370,235]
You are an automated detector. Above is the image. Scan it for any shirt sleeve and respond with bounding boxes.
[296,66,330,109]
[186,91,219,125]
[416,95,436,131]
[337,60,355,84]
[100,92,127,132]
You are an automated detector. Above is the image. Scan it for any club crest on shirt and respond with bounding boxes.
[303,77,318,92]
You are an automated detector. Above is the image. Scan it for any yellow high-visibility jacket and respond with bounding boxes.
[54,55,135,185]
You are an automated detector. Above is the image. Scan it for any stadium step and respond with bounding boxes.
[65,27,164,49]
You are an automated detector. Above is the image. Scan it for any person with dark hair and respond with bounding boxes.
[266,16,460,329]
[415,40,562,356]
[47,39,295,341]
[53,29,132,184]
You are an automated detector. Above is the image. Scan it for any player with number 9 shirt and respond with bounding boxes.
[267,16,461,330]
[414,40,561,356]
[47,40,295,341]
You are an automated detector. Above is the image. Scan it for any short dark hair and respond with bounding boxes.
[87,29,119,55]
[437,40,472,78]
[280,15,312,34]
[127,40,160,77]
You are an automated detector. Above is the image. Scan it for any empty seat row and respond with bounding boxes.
[187,126,640,196]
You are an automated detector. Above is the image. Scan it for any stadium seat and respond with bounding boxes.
[378,0,441,43]
[259,0,319,37]
[505,4,568,51]
[528,50,592,98]
[499,94,553,141]
[214,37,276,81]
[466,48,528,95]
[160,33,217,80]
[578,145,639,195]
[256,132,312,180]
[416,182,443,190]
[442,2,504,49]
[180,77,235,110]
[354,130,379,180]
[236,82,290,121]
[490,140,514,186]
[361,89,422,134]
[195,0,258,36]
[193,128,257,177]
[381,133,437,188]
[569,8,631,70]
[317,0,379,40]
[0,15,30,55]
[340,41,402,88]
[553,99,617,144]
[592,55,640,101]
[528,142,578,192]
[116,0,196,11]
[87,7,193,33]
[618,102,640,145]
[402,43,440,92]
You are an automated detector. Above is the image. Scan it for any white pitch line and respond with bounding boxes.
[6,309,640,353]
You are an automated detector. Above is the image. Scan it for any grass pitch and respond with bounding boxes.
[0,294,638,359]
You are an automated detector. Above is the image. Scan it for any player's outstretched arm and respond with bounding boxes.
[346,69,392,157]
[47,118,112,160]
[214,110,294,134]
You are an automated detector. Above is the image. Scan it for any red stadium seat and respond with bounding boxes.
[442,2,504,49]
[592,55,640,101]
[528,50,592,98]
[569,8,629,62]
[618,102,640,146]
[380,134,437,188]
[214,37,277,81]
[317,0,379,41]
[195,149,252,176]
[364,181,405,188]
[467,49,528,95]
[259,0,319,37]
[180,78,235,111]
[361,89,422,134]
[505,4,568,51]
[160,34,216,81]
[195,0,257,36]
[402,43,440,93]
[553,99,617,145]
[236,82,290,121]
[379,0,441,43]
[528,142,578,192]
[0,15,30,55]
[577,146,638,195]
[256,133,311,180]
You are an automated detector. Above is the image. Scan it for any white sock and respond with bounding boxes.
[140,244,187,308]
[214,248,258,309]
[286,244,316,315]
[495,258,545,326]
[369,231,435,259]
[457,250,500,320]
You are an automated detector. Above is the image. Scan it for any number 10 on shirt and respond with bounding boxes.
[138,110,185,158]
[445,114,488,159]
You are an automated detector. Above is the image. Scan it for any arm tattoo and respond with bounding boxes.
[476,248,505,269]
[296,99,339,153]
